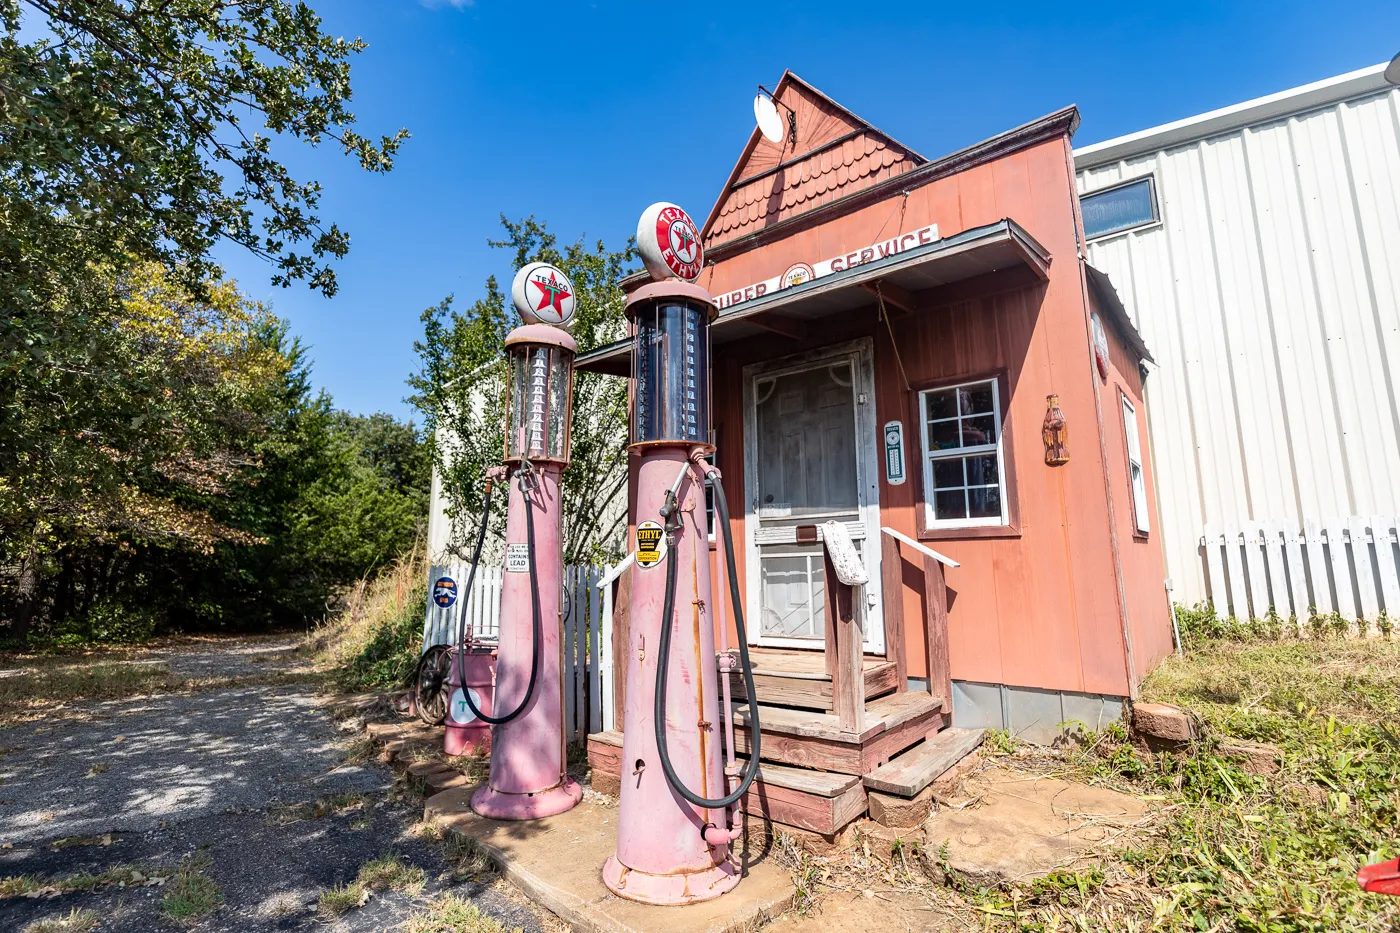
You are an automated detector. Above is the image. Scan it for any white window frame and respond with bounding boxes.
[1121,395,1150,535]
[918,378,1010,530]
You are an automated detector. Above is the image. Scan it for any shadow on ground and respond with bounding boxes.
[0,657,543,932]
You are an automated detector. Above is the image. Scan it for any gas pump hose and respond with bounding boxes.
[653,467,762,811]
[458,466,543,725]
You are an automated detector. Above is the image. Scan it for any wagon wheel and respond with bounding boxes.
[413,645,452,726]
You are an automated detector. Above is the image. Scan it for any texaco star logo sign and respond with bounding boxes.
[637,202,703,282]
[510,261,577,328]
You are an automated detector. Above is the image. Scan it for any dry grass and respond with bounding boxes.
[316,852,426,915]
[0,656,328,724]
[402,894,521,933]
[1,864,171,899]
[309,545,429,691]
[20,909,100,933]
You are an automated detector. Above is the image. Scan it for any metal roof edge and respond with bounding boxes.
[1073,63,1391,170]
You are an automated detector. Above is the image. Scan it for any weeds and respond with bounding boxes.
[311,548,429,691]
[980,638,1400,931]
[441,829,497,883]
[317,852,426,915]
[1,864,168,899]
[20,909,100,933]
[267,792,372,824]
[160,853,222,924]
[402,894,520,933]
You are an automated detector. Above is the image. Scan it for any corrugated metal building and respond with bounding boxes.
[1073,64,1400,622]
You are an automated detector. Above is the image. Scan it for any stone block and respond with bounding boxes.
[407,760,448,779]
[589,771,621,798]
[1218,739,1280,775]
[1131,702,1194,742]
[424,770,473,795]
[868,784,934,829]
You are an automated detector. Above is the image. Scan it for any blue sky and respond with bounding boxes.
[212,1,1399,423]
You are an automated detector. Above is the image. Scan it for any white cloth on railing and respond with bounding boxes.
[821,520,868,585]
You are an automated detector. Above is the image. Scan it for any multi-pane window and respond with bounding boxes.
[1122,397,1150,534]
[1081,176,1159,240]
[919,379,1008,528]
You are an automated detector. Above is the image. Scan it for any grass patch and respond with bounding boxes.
[0,657,328,723]
[317,852,426,915]
[160,854,222,924]
[1,864,170,899]
[402,894,520,933]
[267,791,372,825]
[967,636,1400,932]
[441,833,496,883]
[310,549,429,691]
[20,909,100,933]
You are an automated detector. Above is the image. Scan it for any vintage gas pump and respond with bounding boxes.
[450,261,584,820]
[602,203,763,906]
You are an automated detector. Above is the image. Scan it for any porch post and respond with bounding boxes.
[823,550,866,735]
[922,557,952,713]
[879,534,908,692]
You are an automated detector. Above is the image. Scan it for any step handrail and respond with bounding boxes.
[879,526,960,568]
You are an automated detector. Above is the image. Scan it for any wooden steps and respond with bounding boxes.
[732,690,946,775]
[737,759,867,835]
[585,731,867,835]
[862,727,985,796]
[726,648,899,711]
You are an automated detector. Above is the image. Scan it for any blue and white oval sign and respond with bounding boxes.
[432,576,458,608]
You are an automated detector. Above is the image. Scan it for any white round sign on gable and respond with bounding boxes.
[636,202,703,283]
[511,262,577,329]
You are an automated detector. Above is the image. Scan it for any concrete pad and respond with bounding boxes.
[425,788,795,933]
[767,888,953,933]
[921,767,1150,886]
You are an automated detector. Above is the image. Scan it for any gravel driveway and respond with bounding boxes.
[0,639,543,932]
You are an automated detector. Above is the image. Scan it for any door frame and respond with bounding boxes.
[741,337,885,655]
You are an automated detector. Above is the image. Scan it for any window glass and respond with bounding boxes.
[920,379,1008,528]
[1122,397,1150,534]
[1081,178,1158,239]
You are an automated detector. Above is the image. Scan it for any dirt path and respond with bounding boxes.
[0,638,542,933]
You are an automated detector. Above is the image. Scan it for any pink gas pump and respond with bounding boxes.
[448,261,584,821]
[602,203,763,906]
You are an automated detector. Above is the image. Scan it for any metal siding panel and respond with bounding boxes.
[1077,87,1400,609]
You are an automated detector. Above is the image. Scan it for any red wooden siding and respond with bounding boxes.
[701,133,1171,698]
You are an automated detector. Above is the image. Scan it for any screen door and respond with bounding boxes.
[742,339,884,652]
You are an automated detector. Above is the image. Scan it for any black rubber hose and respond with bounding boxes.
[453,481,494,662]
[459,468,542,725]
[653,467,762,810]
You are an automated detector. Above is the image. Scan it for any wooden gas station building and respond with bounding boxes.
[580,72,1173,835]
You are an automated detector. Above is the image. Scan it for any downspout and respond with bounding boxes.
[1061,137,1138,699]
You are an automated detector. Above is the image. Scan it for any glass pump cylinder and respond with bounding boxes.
[630,289,715,448]
[504,325,577,465]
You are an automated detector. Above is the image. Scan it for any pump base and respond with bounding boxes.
[470,779,582,821]
[601,853,740,905]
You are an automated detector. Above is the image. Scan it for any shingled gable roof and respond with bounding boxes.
[700,71,927,251]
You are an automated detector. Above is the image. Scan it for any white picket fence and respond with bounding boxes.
[1200,516,1400,632]
[421,562,615,743]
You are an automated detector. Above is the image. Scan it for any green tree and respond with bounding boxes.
[0,0,406,321]
[409,217,634,567]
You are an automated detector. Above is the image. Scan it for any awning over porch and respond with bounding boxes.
[575,218,1051,376]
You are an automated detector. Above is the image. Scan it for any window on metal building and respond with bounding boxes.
[1081,176,1159,240]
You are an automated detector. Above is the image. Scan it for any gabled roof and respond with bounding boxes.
[701,71,926,250]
